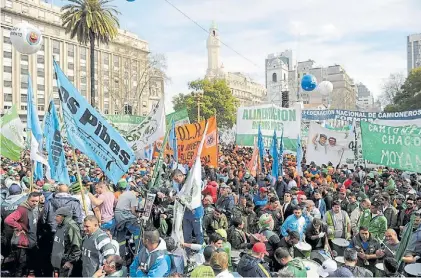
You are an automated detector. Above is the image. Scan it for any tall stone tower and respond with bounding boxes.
[206,21,223,78]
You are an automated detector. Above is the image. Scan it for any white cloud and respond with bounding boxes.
[153,0,421,111]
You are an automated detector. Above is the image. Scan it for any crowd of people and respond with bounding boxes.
[1,145,421,277]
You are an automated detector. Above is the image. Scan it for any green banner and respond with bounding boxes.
[105,109,190,134]
[166,109,190,125]
[361,121,421,172]
[0,105,25,161]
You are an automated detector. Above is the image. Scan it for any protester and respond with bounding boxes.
[190,246,215,278]
[237,242,271,277]
[51,206,82,277]
[4,192,41,276]
[81,215,117,277]
[274,247,307,277]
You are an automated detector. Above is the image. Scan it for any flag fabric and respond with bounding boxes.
[43,100,70,185]
[171,200,185,245]
[395,214,415,265]
[279,128,284,177]
[247,142,259,177]
[126,100,166,159]
[27,75,44,180]
[53,61,135,184]
[30,133,51,180]
[178,122,209,210]
[149,124,171,189]
[271,130,279,178]
[296,134,303,175]
[169,119,178,163]
[0,105,25,161]
[257,124,265,172]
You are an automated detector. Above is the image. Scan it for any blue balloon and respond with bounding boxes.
[301,74,317,91]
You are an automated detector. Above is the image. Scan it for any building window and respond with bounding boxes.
[37,84,45,91]
[21,82,28,89]
[21,55,29,62]
[52,40,60,54]
[37,68,45,76]
[4,15,12,23]
[4,81,12,87]
[67,44,74,57]
[68,62,74,70]
[21,106,28,111]
[3,36,11,44]
[21,95,27,102]
[272,73,277,82]
[4,94,12,102]
[5,0,12,8]
[3,51,12,58]
[4,66,12,73]
[37,55,45,64]
[21,68,29,75]
[284,73,286,81]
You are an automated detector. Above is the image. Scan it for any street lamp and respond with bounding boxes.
[193,91,204,121]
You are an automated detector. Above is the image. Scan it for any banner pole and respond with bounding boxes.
[72,149,88,215]
[27,129,34,192]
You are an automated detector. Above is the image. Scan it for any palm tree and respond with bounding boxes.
[61,0,120,107]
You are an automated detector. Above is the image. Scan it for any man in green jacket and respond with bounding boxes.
[274,247,307,277]
[51,206,82,277]
[368,202,388,240]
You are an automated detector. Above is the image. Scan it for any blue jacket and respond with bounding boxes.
[253,194,268,208]
[281,215,307,240]
[130,239,171,277]
[184,205,204,220]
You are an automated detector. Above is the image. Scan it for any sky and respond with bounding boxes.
[72,0,421,111]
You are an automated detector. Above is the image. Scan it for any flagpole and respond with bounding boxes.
[27,130,35,192]
[72,149,88,215]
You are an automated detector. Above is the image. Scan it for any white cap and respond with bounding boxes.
[317,259,337,278]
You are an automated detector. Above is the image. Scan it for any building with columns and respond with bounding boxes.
[0,0,163,120]
[205,22,266,107]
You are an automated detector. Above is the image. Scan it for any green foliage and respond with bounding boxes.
[384,68,421,112]
[61,0,120,45]
[172,79,239,128]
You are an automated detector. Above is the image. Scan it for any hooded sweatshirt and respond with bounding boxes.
[237,254,271,277]
[286,258,307,278]
[4,201,38,248]
[130,238,171,277]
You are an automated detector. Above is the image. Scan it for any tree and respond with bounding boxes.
[173,79,239,128]
[379,73,405,107]
[106,54,169,115]
[61,0,120,107]
[384,68,421,112]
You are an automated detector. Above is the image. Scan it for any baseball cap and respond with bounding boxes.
[9,183,22,195]
[259,187,268,193]
[317,259,337,278]
[117,179,128,189]
[252,242,269,256]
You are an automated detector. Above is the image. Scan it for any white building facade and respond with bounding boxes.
[205,22,266,107]
[0,0,163,119]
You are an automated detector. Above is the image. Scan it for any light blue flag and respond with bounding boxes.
[271,130,279,178]
[27,75,44,180]
[53,61,136,184]
[296,134,303,174]
[257,124,265,172]
[279,129,284,177]
[43,100,70,185]
[169,119,178,163]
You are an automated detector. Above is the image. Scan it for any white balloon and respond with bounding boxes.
[318,80,333,95]
[10,22,43,55]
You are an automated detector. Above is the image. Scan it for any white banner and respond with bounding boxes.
[236,104,301,149]
[306,122,355,167]
[126,100,165,159]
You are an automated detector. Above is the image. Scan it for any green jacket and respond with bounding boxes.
[358,208,371,229]
[222,241,232,267]
[286,258,307,278]
[346,202,359,215]
[368,214,387,240]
